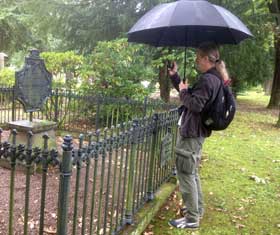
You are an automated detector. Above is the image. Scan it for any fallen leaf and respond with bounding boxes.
[233,215,243,220]
[236,224,246,229]
[237,206,244,211]
[249,175,267,184]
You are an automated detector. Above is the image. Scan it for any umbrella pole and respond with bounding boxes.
[183,47,187,83]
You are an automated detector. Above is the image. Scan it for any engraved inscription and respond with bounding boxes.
[160,132,173,167]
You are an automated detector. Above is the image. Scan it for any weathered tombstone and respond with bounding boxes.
[0,52,8,70]
[160,128,173,167]
[7,49,57,149]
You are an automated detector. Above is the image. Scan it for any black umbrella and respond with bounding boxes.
[128,0,253,79]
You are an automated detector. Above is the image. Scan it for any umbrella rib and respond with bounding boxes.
[210,6,242,45]
[157,1,179,47]
[212,5,250,44]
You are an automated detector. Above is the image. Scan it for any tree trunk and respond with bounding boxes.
[159,61,170,103]
[277,110,280,127]
[268,35,280,108]
[268,0,280,108]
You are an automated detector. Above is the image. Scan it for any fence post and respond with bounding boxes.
[95,96,100,131]
[12,86,15,121]
[8,129,17,235]
[54,88,59,122]
[124,121,138,225]
[143,96,148,117]
[147,113,159,201]
[39,134,49,235]
[57,135,73,235]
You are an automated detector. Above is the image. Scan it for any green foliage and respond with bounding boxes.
[0,68,15,86]
[81,38,156,99]
[20,0,173,53]
[0,1,40,54]
[41,51,85,89]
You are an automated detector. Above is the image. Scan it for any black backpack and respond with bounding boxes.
[202,75,236,131]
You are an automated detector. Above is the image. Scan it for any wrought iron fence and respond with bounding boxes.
[0,109,178,235]
[0,87,176,133]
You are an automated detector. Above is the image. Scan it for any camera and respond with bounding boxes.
[167,61,175,70]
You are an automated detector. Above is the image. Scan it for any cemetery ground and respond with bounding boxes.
[143,89,280,235]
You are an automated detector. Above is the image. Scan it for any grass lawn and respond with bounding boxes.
[143,91,280,235]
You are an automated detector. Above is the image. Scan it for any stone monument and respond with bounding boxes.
[7,49,57,149]
[0,52,8,70]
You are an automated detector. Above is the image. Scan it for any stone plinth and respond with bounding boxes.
[7,119,57,149]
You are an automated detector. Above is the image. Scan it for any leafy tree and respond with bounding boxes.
[81,38,156,99]
[208,0,274,94]
[26,0,143,53]
[0,1,38,54]
[20,0,172,52]
[41,51,85,89]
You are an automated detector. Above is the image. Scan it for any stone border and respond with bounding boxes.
[120,178,177,235]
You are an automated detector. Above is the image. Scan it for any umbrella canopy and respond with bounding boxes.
[128,0,253,47]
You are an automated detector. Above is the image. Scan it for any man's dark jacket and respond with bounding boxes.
[170,68,222,138]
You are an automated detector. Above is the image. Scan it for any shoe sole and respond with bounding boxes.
[168,221,199,230]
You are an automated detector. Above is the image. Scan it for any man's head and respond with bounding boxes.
[195,42,220,73]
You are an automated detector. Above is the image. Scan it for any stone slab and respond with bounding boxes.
[8,119,57,134]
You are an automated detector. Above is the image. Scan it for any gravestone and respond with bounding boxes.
[7,49,56,149]
[0,52,8,70]
[160,128,173,167]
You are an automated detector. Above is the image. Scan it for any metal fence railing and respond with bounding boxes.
[0,87,177,133]
[0,109,178,235]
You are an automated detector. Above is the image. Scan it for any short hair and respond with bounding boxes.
[197,42,220,64]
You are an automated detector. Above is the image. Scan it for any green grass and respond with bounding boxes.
[143,91,280,235]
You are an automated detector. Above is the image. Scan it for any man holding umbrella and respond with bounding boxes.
[128,0,252,230]
[168,42,230,229]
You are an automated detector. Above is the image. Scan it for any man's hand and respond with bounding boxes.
[179,81,188,91]
[168,61,178,76]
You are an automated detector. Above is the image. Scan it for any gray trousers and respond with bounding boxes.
[175,134,205,221]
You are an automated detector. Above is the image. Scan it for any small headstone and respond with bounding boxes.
[15,49,52,112]
[160,130,173,167]
[7,49,56,149]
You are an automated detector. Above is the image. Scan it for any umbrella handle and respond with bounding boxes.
[183,47,187,83]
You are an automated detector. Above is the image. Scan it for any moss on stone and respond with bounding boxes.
[121,179,177,235]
